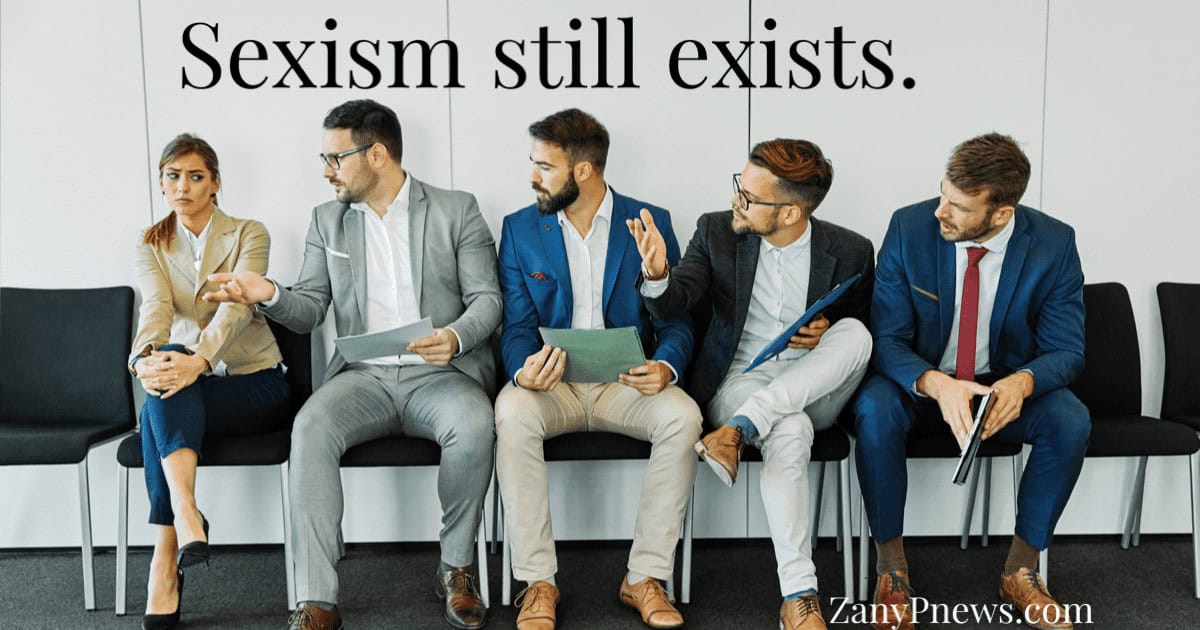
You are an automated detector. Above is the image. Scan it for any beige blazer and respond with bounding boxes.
[130,207,282,375]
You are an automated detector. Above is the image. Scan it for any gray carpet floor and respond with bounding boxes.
[0,536,1197,628]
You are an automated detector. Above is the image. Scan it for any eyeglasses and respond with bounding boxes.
[733,173,793,210]
[319,144,372,170]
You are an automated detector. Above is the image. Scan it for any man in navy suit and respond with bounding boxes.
[494,109,701,630]
[854,133,1089,630]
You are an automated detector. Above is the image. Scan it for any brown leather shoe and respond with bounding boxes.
[694,425,744,487]
[619,577,684,629]
[515,581,559,630]
[286,603,343,630]
[871,570,915,630]
[435,565,488,629]
[999,568,1074,629]
[780,594,826,630]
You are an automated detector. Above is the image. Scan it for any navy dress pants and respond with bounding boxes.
[139,344,291,525]
[853,373,1090,550]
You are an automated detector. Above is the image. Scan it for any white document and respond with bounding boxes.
[333,317,434,362]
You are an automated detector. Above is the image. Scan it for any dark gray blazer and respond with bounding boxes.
[641,210,875,407]
[262,175,501,390]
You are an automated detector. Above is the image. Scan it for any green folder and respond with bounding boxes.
[538,326,648,383]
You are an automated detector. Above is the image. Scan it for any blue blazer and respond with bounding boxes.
[498,189,694,385]
[871,198,1085,399]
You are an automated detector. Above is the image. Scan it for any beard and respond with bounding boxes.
[940,209,997,243]
[730,208,781,237]
[534,174,580,215]
[331,170,377,205]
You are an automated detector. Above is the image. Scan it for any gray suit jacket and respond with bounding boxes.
[261,175,501,390]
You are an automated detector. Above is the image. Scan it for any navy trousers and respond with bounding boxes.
[139,344,291,525]
[852,373,1090,550]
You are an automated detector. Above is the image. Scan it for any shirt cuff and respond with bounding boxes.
[658,360,680,385]
[260,281,281,308]
[640,269,669,298]
[445,326,465,358]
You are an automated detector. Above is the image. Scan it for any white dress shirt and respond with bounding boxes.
[177,215,213,278]
[557,187,613,331]
[937,214,1018,376]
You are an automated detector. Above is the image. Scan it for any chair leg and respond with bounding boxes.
[336,525,345,561]
[1133,457,1149,548]
[981,458,992,548]
[858,494,869,602]
[1040,548,1049,584]
[1012,450,1023,502]
[681,487,694,604]
[1190,449,1200,599]
[1123,456,1149,549]
[501,498,512,607]
[490,469,501,555]
[839,459,853,602]
[78,458,96,610]
[116,464,129,615]
[960,458,982,550]
[477,514,490,608]
[812,461,827,550]
[281,462,297,610]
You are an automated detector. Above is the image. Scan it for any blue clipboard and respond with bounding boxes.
[741,273,862,374]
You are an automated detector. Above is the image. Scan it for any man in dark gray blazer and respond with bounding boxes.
[628,139,874,630]
[205,99,499,630]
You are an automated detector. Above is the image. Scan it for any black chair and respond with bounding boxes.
[497,432,694,605]
[114,319,312,614]
[0,286,137,610]
[333,436,492,607]
[1156,282,1200,597]
[1069,283,1199,591]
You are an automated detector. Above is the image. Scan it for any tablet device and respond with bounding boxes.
[952,391,996,486]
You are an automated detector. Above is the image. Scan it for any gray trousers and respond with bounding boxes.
[290,362,496,604]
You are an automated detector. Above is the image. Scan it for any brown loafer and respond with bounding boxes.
[780,594,826,630]
[435,565,488,629]
[999,568,1074,629]
[286,603,343,630]
[694,425,745,487]
[515,581,559,630]
[871,570,915,630]
[619,577,683,629]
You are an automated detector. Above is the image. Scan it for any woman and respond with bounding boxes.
[129,133,291,630]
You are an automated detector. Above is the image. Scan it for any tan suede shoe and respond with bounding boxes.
[871,570,915,630]
[515,581,559,630]
[780,594,826,630]
[999,568,1074,629]
[285,604,343,630]
[694,425,745,487]
[619,577,684,628]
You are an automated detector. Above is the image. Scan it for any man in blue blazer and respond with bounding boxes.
[495,109,701,630]
[853,134,1089,630]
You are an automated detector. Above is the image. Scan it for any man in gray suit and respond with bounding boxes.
[205,99,499,630]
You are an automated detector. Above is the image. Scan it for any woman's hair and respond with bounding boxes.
[142,133,221,249]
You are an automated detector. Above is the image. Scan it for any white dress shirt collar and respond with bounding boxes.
[350,173,411,218]
[556,185,614,238]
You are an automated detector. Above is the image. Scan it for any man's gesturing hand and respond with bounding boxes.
[626,208,668,280]
[203,271,275,304]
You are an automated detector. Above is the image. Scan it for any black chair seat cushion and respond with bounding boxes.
[341,436,442,467]
[907,432,1022,459]
[744,427,851,463]
[545,432,651,461]
[1165,416,1200,433]
[1086,416,1200,457]
[116,430,292,468]
[0,421,131,466]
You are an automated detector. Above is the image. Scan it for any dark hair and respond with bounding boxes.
[323,99,403,164]
[748,139,834,213]
[528,108,610,174]
[946,133,1030,208]
[143,133,221,249]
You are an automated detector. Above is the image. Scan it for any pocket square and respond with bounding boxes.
[911,284,939,301]
[325,247,350,259]
[529,272,548,280]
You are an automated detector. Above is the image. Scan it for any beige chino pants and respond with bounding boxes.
[495,381,702,582]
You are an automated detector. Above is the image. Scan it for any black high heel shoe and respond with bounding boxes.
[142,568,184,630]
[176,512,210,569]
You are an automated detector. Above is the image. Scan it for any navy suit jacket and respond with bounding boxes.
[871,198,1085,399]
[498,189,694,385]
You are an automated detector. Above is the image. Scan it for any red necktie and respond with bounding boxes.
[955,247,989,381]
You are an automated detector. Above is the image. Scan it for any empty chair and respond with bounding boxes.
[0,286,138,610]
